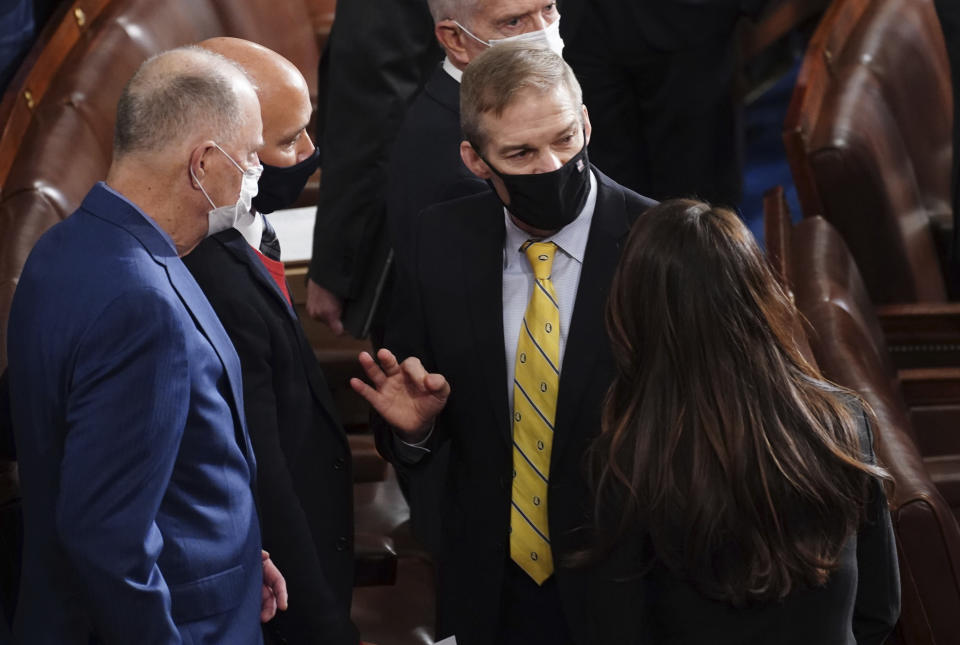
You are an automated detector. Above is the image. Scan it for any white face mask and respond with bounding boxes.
[190,142,263,237]
[454,17,565,57]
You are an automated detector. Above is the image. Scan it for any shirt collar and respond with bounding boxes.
[503,169,597,268]
[442,57,463,83]
[232,207,265,249]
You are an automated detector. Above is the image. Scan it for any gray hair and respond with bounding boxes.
[114,46,252,156]
[461,42,583,152]
[427,0,478,24]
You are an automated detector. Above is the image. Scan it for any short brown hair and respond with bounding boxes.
[115,46,249,156]
[460,42,582,152]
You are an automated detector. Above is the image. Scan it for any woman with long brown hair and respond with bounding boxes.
[588,199,900,643]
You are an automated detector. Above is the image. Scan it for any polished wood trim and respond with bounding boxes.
[0,0,113,193]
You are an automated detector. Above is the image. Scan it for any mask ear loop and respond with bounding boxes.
[190,166,217,210]
[452,20,492,47]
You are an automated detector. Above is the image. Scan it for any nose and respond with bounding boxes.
[532,14,549,31]
[535,151,564,174]
[296,133,315,163]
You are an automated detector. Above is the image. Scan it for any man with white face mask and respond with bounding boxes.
[7,46,287,644]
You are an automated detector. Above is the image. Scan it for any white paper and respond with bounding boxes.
[268,206,315,262]
[435,637,458,645]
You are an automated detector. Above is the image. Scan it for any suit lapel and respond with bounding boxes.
[459,199,511,447]
[553,171,632,462]
[164,258,257,473]
[215,230,349,446]
[83,184,256,474]
[216,229,298,320]
[425,65,460,116]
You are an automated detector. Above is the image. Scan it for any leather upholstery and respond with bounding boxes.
[789,0,952,304]
[0,0,322,369]
[792,215,960,644]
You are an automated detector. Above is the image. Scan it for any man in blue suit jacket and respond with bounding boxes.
[6,47,285,644]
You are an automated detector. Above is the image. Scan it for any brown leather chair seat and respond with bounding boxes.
[783,212,960,643]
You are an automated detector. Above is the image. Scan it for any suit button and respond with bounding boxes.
[334,456,345,470]
[336,536,349,551]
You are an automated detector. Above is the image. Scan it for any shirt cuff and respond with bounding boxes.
[392,424,434,462]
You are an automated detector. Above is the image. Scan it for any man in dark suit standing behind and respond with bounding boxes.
[388,0,565,266]
[352,43,656,644]
[183,38,358,645]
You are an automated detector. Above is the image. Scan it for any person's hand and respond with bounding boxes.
[306,278,344,335]
[261,550,288,623]
[350,348,449,442]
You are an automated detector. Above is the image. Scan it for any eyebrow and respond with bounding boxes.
[495,119,579,156]
[277,123,308,145]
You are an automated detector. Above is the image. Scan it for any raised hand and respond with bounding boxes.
[350,348,450,443]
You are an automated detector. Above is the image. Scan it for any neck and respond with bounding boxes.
[107,158,204,256]
[509,213,558,239]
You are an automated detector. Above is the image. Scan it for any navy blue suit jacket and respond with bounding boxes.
[7,182,263,644]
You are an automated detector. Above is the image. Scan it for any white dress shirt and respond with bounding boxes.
[397,170,598,455]
[501,170,597,410]
[442,57,463,83]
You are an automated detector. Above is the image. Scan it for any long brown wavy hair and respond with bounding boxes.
[590,199,890,604]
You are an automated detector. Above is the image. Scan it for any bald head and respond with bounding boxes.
[114,46,257,158]
[199,37,314,168]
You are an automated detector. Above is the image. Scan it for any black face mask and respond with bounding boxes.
[252,146,320,214]
[484,142,590,231]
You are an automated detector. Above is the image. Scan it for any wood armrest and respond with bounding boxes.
[353,533,398,587]
[900,368,960,457]
[900,368,960,406]
[877,304,960,369]
[878,303,960,342]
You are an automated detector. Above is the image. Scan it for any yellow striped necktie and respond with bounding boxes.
[510,240,559,584]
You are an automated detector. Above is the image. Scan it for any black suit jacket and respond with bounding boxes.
[376,168,656,644]
[183,230,358,645]
[387,64,489,268]
[310,0,439,304]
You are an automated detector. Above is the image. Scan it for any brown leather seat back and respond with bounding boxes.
[784,0,872,218]
[786,0,951,305]
[212,1,320,107]
[0,0,334,369]
[807,63,946,304]
[836,0,952,223]
[792,215,960,644]
[0,0,226,368]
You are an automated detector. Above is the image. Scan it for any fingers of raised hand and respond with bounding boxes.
[400,356,430,391]
[376,348,401,377]
[424,372,451,399]
[357,351,388,388]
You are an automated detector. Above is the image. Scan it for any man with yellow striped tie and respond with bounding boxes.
[352,42,656,645]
